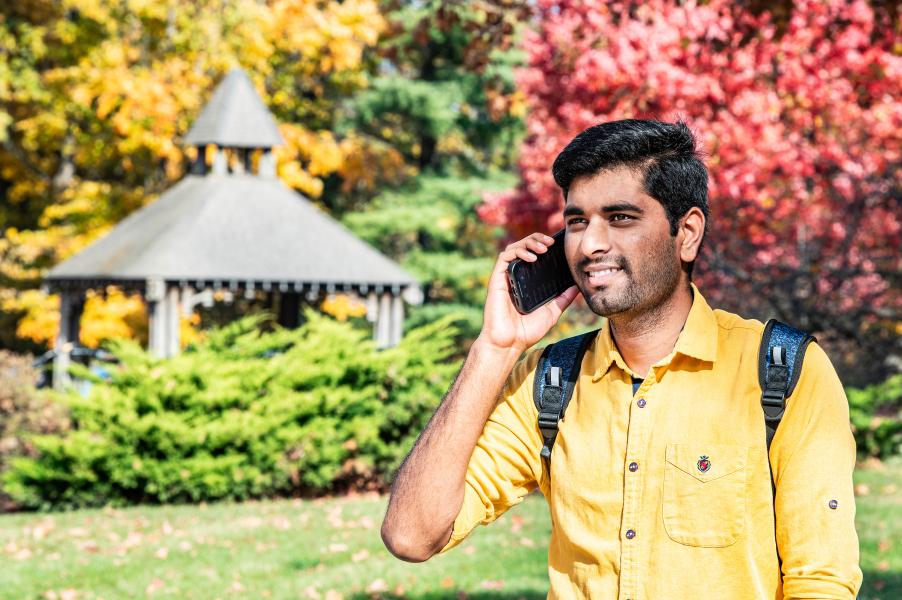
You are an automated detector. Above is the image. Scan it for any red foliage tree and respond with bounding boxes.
[480,0,901,382]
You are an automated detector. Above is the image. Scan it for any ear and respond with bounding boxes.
[677,207,705,263]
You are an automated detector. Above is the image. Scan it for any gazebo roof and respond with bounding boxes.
[46,174,417,293]
[184,69,285,149]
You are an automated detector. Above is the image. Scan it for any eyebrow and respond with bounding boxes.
[563,202,645,217]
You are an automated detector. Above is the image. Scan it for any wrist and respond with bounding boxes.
[472,335,526,365]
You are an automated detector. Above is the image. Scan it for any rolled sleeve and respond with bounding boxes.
[769,343,863,598]
[439,348,546,553]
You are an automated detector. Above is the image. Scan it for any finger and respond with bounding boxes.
[532,232,555,246]
[524,238,548,254]
[515,248,537,262]
[547,285,579,317]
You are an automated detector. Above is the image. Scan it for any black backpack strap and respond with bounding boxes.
[759,319,816,451]
[533,329,600,460]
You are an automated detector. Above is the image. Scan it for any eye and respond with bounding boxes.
[566,217,588,227]
[610,214,634,223]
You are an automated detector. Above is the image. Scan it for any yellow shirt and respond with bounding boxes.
[441,285,862,599]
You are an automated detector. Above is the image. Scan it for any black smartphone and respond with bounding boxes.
[506,229,575,314]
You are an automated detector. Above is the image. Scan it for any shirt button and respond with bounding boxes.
[625,529,636,539]
[829,499,838,509]
[637,398,646,408]
[628,461,639,472]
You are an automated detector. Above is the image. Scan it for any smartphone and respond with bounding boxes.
[506,229,575,314]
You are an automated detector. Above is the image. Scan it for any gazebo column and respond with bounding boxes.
[375,292,392,349]
[148,283,180,358]
[389,294,404,347]
[164,285,181,357]
[53,290,85,390]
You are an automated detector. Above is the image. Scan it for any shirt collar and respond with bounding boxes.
[590,283,719,380]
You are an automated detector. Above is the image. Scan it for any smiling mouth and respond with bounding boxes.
[585,267,622,286]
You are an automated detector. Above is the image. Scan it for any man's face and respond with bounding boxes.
[563,166,683,318]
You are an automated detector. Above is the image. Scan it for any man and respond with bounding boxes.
[381,119,862,599]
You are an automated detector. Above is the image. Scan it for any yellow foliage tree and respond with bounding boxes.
[0,0,394,350]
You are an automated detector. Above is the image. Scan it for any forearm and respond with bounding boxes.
[381,337,523,561]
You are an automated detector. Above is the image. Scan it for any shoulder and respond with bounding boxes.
[711,307,766,360]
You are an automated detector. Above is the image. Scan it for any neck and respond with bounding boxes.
[609,282,694,378]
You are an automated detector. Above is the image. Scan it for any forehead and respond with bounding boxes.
[565,166,659,211]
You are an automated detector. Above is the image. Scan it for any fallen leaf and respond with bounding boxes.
[303,586,321,599]
[145,579,165,596]
[877,559,890,572]
[351,549,369,562]
[440,577,455,589]
[162,521,173,535]
[324,591,343,600]
[155,547,169,560]
[854,483,870,497]
[878,539,891,553]
[366,579,389,593]
[481,580,504,590]
[327,543,348,553]
[510,515,524,533]
[76,540,99,553]
[521,538,535,547]
[60,590,78,600]
[14,548,33,560]
[463,546,476,555]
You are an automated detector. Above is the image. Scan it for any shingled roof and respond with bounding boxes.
[46,68,416,295]
[46,174,416,293]
[184,69,285,149]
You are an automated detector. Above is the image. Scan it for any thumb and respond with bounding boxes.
[547,285,579,318]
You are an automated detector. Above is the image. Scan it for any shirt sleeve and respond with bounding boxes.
[439,347,546,553]
[769,342,863,599]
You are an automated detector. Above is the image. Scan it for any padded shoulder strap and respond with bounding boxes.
[533,329,600,460]
[759,319,816,451]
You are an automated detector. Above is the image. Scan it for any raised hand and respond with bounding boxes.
[479,232,579,354]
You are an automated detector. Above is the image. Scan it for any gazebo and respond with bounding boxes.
[45,69,420,387]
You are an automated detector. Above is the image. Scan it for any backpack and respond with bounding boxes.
[533,319,816,462]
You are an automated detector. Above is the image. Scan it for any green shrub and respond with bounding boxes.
[848,374,902,460]
[2,312,459,509]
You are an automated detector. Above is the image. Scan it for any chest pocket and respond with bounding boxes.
[663,443,749,547]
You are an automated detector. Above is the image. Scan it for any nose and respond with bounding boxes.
[578,220,611,258]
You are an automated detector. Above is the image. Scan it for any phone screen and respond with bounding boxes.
[506,230,575,314]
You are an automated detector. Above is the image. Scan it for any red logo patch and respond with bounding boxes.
[697,455,711,473]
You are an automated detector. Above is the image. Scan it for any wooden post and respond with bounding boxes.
[389,294,404,347]
[164,285,181,357]
[375,292,392,349]
[53,290,85,390]
[146,278,167,358]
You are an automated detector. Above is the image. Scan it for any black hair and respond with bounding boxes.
[552,119,709,275]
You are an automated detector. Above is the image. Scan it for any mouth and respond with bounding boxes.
[584,266,623,287]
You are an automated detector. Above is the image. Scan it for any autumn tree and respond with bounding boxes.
[479,0,901,383]
[0,0,386,351]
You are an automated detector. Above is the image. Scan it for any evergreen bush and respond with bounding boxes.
[848,374,902,460]
[2,312,460,509]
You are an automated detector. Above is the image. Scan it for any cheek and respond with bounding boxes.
[564,233,581,265]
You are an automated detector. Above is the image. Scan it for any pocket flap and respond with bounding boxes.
[665,444,748,483]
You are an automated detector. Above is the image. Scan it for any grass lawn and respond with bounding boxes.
[0,459,899,600]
